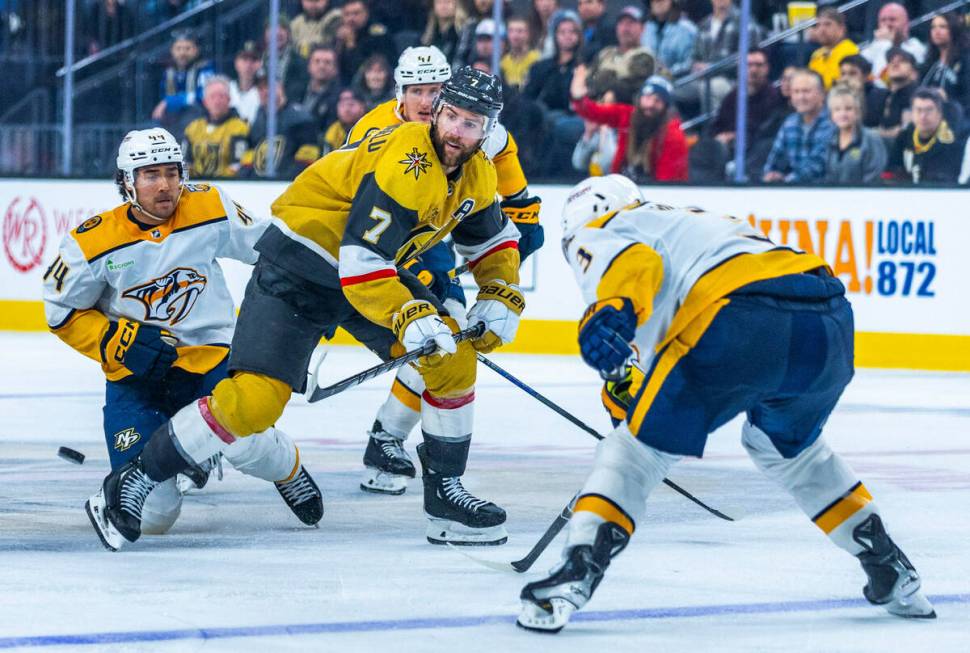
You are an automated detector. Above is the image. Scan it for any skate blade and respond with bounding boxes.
[886,590,937,619]
[516,598,574,633]
[85,494,123,552]
[360,468,408,495]
[426,520,508,546]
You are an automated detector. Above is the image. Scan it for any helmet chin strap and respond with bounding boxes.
[126,180,183,223]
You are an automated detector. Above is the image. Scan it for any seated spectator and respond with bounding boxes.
[229,41,262,125]
[763,69,835,183]
[322,88,369,154]
[263,16,310,107]
[808,8,858,89]
[352,53,395,109]
[501,16,541,90]
[571,71,688,180]
[290,0,342,58]
[879,47,919,141]
[577,0,616,62]
[471,18,504,69]
[336,0,398,86]
[920,13,970,112]
[825,84,887,184]
[182,76,250,179]
[572,103,619,175]
[642,0,697,78]
[887,87,965,184]
[241,73,319,178]
[152,31,215,129]
[84,0,135,56]
[421,0,466,62]
[710,48,788,178]
[530,0,561,57]
[860,3,926,87]
[453,0,497,68]
[839,55,889,129]
[678,0,763,113]
[297,45,342,130]
[587,5,655,104]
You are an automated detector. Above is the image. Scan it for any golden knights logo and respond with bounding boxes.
[398,147,432,179]
[122,267,207,325]
[113,427,141,452]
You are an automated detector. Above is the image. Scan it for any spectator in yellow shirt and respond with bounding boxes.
[501,16,541,90]
[809,8,858,88]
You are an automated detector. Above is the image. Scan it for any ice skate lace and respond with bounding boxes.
[119,468,156,518]
[441,477,489,512]
[277,469,317,505]
[380,440,408,461]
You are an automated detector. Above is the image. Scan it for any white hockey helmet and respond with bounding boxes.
[394,46,452,105]
[116,128,186,211]
[561,175,644,240]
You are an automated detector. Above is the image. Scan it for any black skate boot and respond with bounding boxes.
[517,521,630,633]
[417,442,507,546]
[854,514,935,618]
[360,421,416,495]
[275,466,324,526]
[85,457,159,551]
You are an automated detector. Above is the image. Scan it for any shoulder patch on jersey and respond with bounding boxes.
[183,183,212,193]
[76,216,102,234]
[398,147,432,179]
[122,266,208,325]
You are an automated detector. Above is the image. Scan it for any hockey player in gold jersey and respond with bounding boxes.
[43,129,323,550]
[86,69,525,550]
[346,46,544,496]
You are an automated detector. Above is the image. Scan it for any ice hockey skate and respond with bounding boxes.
[854,514,936,618]
[85,457,159,551]
[418,443,507,546]
[360,421,416,495]
[275,465,324,526]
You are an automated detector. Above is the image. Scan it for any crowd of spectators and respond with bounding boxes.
[75,0,970,184]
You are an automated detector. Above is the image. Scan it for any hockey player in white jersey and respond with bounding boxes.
[42,128,323,550]
[517,175,935,632]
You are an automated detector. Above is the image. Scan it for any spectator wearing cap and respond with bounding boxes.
[824,83,887,184]
[263,16,310,104]
[152,31,215,128]
[454,0,502,69]
[290,0,343,58]
[351,53,395,109]
[887,87,965,184]
[182,75,250,179]
[642,0,697,78]
[297,45,342,131]
[322,88,369,154]
[808,8,858,89]
[571,70,688,180]
[587,5,655,104]
[230,41,263,125]
[472,18,505,68]
[763,69,835,183]
[577,0,616,62]
[861,3,926,88]
[879,47,919,141]
[241,72,319,178]
[502,16,541,90]
[335,0,397,86]
[920,13,970,112]
[421,0,467,62]
[839,55,889,129]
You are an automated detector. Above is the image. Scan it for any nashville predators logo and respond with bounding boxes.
[398,147,432,179]
[113,427,141,452]
[122,267,207,325]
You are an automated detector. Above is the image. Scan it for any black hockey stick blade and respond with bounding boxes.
[307,323,484,403]
[510,496,576,572]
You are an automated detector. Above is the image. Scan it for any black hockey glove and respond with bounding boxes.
[100,318,178,383]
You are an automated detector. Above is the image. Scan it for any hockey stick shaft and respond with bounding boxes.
[475,354,734,522]
[308,324,484,403]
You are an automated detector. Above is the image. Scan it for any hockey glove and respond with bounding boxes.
[403,257,452,302]
[466,280,525,353]
[501,195,544,261]
[392,299,457,364]
[601,364,645,426]
[100,318,178,383]
[578,298,637,379]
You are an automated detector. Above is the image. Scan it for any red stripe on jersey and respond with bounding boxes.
[198,398,235,444]
[339,268,397,287]
[422,390,475,409]
[468,241,518,268]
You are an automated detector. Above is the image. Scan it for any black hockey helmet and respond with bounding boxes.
[432,66,503,141]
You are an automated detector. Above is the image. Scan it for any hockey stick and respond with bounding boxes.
[307,323,485,403]
[476,354,735,522]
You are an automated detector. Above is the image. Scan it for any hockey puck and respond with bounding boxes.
[57,446,85,465]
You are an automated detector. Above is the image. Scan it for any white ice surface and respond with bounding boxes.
[0,332,968,652]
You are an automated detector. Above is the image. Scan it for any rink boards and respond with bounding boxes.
[1,179,968,371]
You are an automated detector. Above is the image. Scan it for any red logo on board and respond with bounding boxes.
[3,197,48,273]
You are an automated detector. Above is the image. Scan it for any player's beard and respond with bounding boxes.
[431,123,480,170]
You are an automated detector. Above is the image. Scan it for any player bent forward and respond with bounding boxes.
[86,69,524,550]
[517,175,934,632]
[42,129,322,550]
